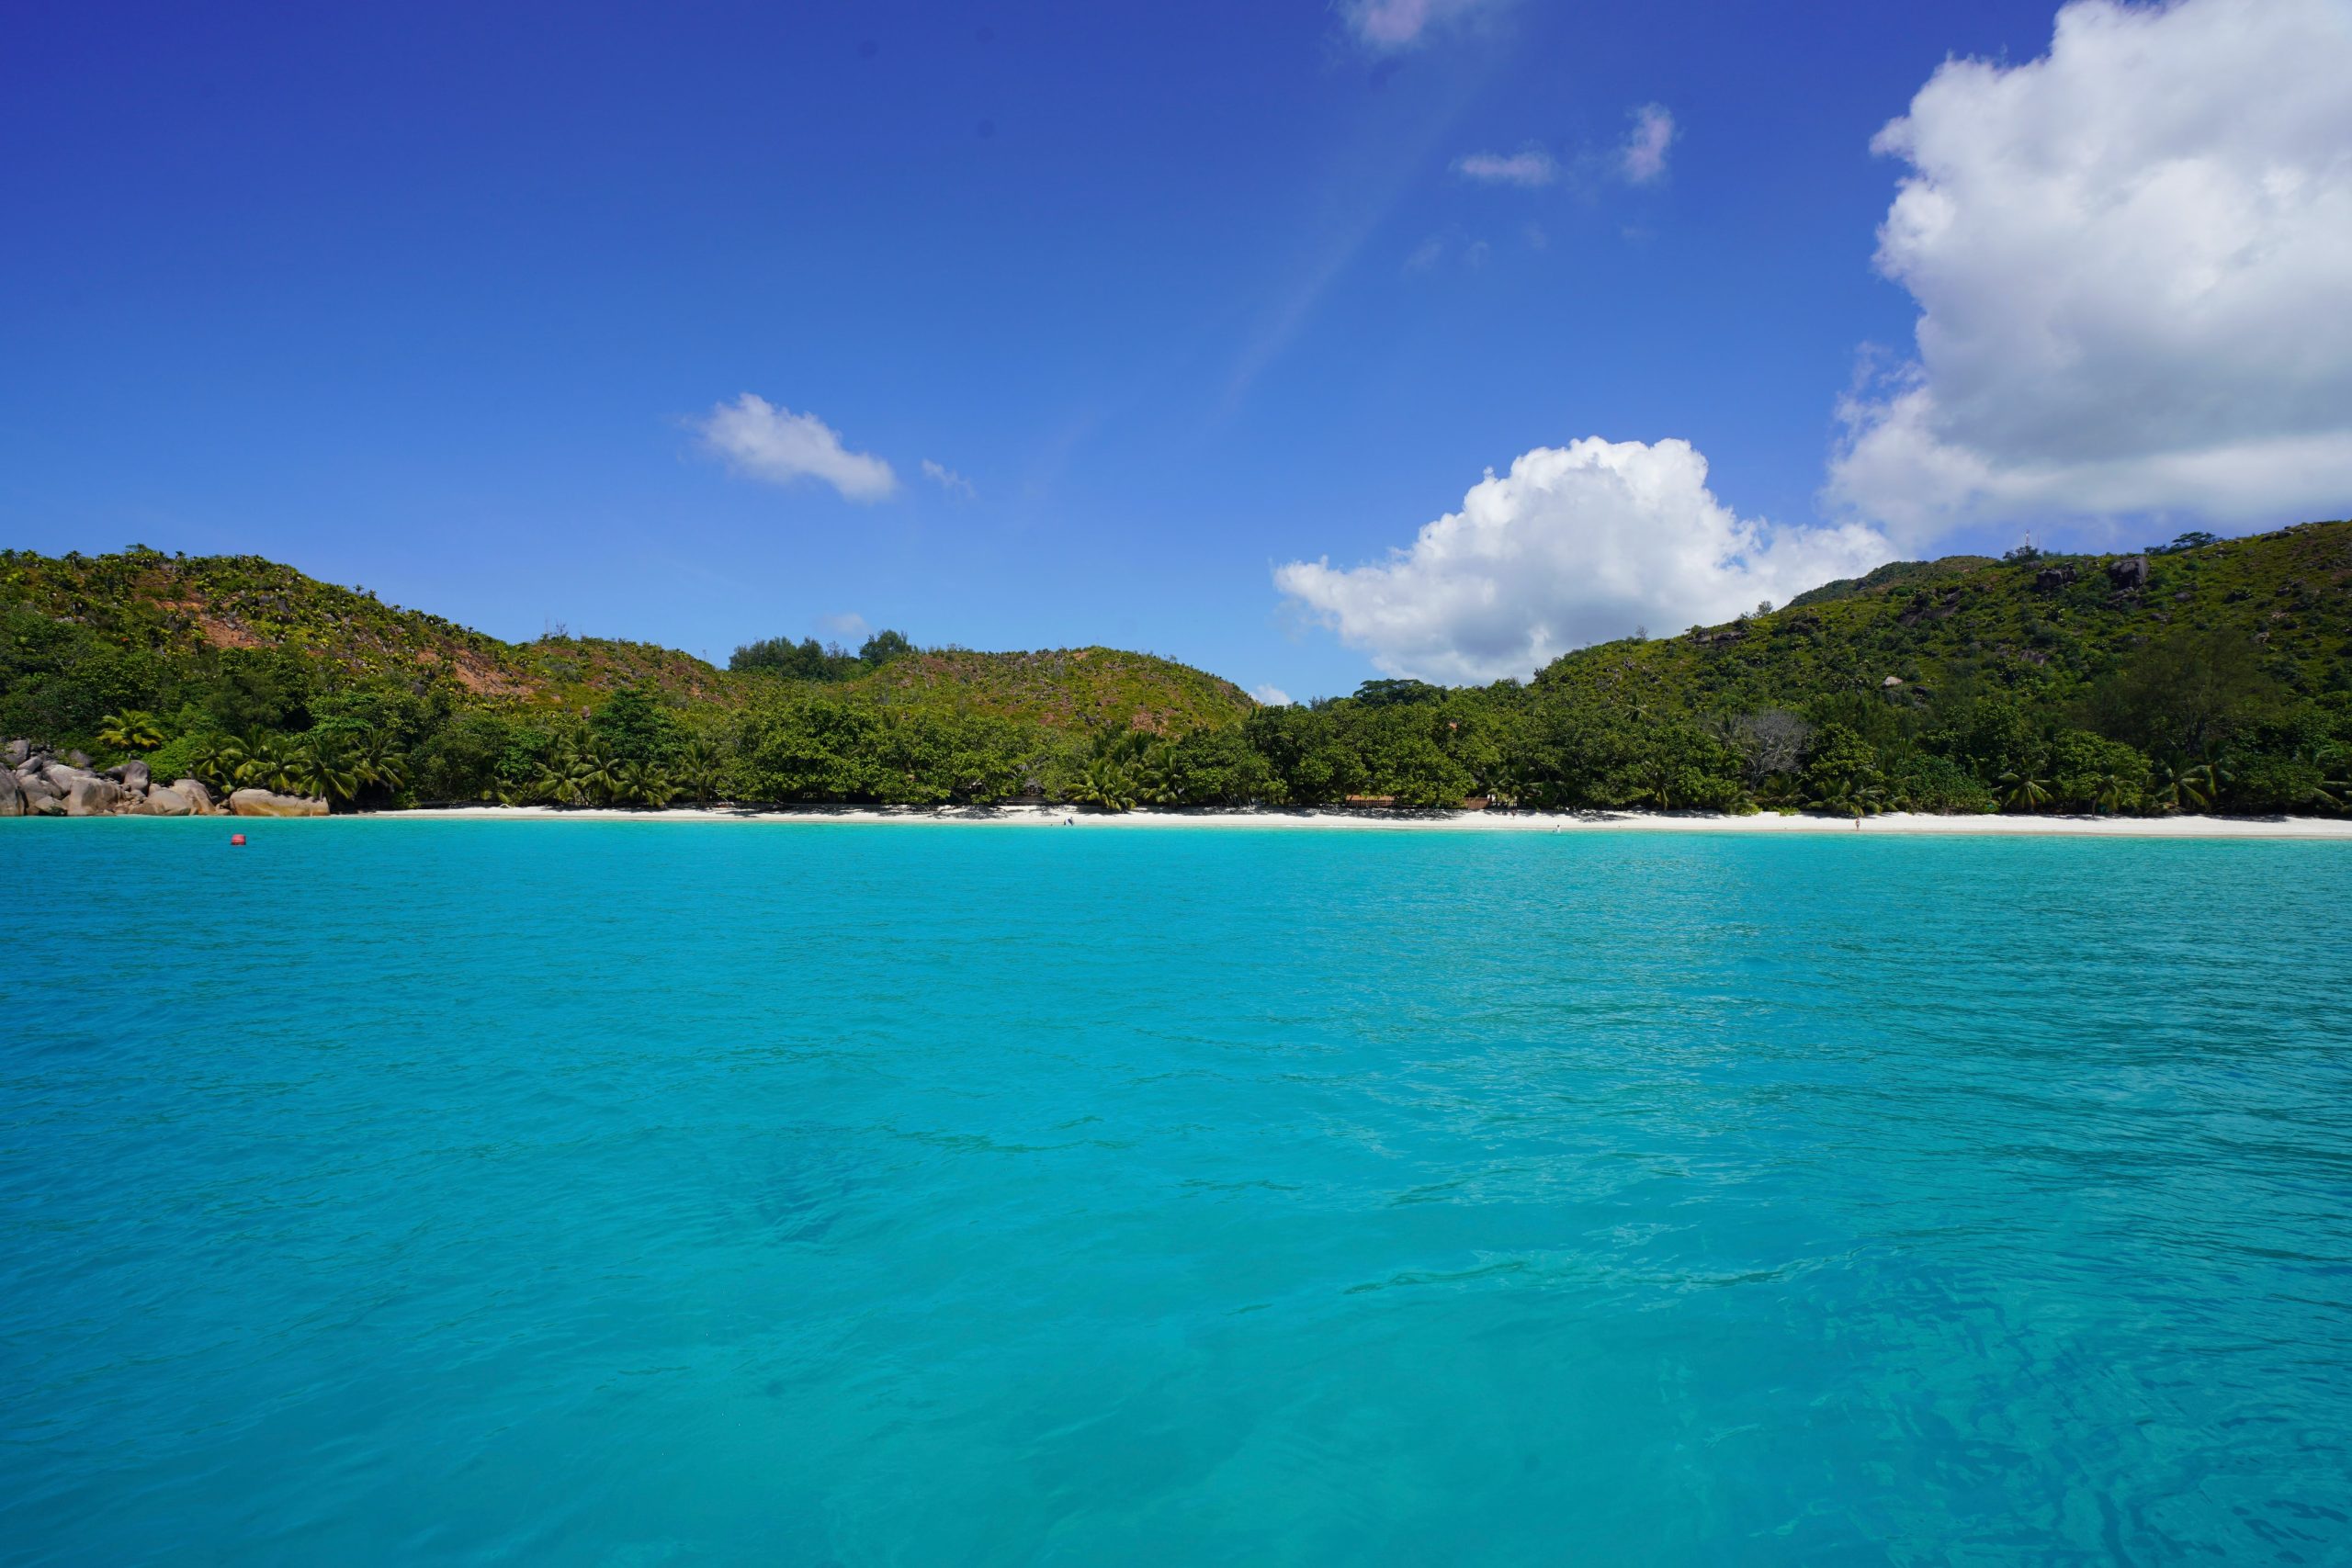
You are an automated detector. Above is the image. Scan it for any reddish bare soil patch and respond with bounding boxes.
[196,615,262,649]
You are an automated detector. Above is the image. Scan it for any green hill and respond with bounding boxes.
[840,646,1253,734]
[3,525,2346,816]
[0,547,1250,730]
[1539,521,2352,715]
[1235,522,2345,817]
[0,546,726,709]
[0,544,1257,806]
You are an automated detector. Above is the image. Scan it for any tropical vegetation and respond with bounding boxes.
[5,521,2349,818]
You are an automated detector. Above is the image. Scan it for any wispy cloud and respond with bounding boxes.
[1618,104,1676,185]
[817,612,871,642]
[1452,147,1557,186]
[1453,107,1674,200]
[691,394,896,502]
[921,458,977,500]
[1340,0,1509,53]
[1403,234,1448,274]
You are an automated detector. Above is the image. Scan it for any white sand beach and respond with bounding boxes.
[385,805,2352,839]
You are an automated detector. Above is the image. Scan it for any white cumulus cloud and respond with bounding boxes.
[1827,0,2352,542]
[1275,437,1890,684]
[1251,684,1295,707]
[1340,0,1505,52]
[1618,105,1675,185]
[1453,148,1558,186]
[693,393,897,503]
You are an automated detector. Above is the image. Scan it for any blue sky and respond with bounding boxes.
[6,0,2348,700]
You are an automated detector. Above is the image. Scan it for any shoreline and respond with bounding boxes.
[317,804,2352,839]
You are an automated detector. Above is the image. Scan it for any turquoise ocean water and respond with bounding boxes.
[3,818,2349,1564]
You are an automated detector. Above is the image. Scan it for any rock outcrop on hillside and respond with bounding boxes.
[0,742,316,818]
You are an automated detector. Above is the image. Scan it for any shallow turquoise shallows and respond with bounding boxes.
[4,820,2350,1564]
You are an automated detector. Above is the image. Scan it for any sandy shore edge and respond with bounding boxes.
[342,805,2352,839]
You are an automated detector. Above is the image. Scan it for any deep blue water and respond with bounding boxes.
[3,819,2350,1565]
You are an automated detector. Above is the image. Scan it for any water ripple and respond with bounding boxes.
[1,821,2347,1563]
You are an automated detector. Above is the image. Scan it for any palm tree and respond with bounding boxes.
[528,735,577,805]
[574,746,623,807]
[233,733,300,794]
[2148,762,2188,813]
[2305,759,2350,814]
[525,731,603,807]
[1807,779,1886,820]
[1483,759,1528,811]
[96,709,165,754]
[354,729,408,798]
[2088,770,2133,815]
[619,761,675,808]
[187,733,247,795]
[673,739,725,806]
[1997,769,2052,813]
[1634,755,1705,812]
[1136,741,1185,807]
[531,758,578,806]
[1073,756,1137,813]
[293,732,360,806]
[2151,759,2226,813]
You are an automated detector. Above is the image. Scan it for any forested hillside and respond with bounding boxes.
[4,524,2347,816]
[0,545,1255,807]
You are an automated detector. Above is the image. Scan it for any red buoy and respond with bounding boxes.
[230,833,246,846]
